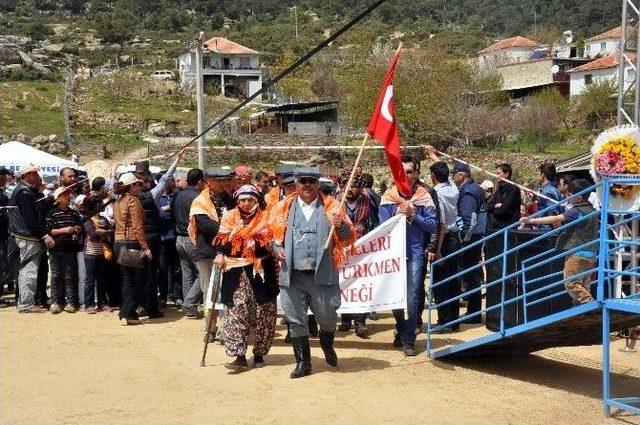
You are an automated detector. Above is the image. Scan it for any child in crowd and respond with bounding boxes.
[520,179,598,304]
[46,187,84,313]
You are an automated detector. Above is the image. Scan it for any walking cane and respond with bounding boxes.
[200,265,222,367]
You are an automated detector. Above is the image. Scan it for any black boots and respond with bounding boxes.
[319,330,338,367]
[308,315,319,337]
[290,336,312,378]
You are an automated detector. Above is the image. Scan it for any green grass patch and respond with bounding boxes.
[0,81,65,137]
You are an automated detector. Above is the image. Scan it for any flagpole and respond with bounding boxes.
[431,148,559,204]
[324,133,370,250]
[323,42,403,250]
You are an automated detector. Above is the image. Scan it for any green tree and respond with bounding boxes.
[95,6,136,44]
[573,80,617,128]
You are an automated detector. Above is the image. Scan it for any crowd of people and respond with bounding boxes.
[0,144,598,377]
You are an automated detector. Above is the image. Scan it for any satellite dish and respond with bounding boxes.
[551,65,560,74]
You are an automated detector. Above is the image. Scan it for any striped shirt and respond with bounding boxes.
[45,207,84,252]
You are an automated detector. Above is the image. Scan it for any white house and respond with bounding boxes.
[477,36,540,67]
[567,53,636,96]
[178,36,262,98]
[584,27,626,58]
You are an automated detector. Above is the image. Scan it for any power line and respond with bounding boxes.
[137,0,388,163]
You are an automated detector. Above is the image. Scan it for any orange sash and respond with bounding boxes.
[381,185,435,208]
[270,193,355,268]
[264,186,281,211]
[187,186,219,245]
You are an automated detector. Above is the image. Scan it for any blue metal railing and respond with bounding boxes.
[426,175,640,358]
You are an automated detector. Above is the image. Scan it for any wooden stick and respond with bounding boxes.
[35,177,88,203]
[433,149,559,204]
[323,133,370,250]
[200,266,222,367]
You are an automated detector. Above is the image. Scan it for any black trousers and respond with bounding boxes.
[49,250,79,306]
[158,237,182,301]
[142,233,161,314]
[458,235,483,319]
[432,233,460,327]
[115,242,144,320]
[104,249,121,307]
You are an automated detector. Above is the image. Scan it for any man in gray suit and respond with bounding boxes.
[273,167,353,379]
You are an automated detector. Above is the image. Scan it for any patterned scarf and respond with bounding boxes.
[187,186,219,245]
[214,206,272,262]
[270,193,355,268]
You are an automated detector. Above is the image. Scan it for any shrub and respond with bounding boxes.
[24,19,54,41]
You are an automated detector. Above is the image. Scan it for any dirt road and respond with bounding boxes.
[1,307,638,425]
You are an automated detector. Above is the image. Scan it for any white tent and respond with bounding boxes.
[0,141,78,180]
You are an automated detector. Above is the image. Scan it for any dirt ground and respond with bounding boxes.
[1,305,638,425]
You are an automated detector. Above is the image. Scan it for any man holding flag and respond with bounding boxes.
[369,45,438,356]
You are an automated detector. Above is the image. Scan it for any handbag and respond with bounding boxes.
[115,212,144,269]
[117,246,145,269]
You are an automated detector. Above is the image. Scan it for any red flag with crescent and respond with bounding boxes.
[366,46,411,197]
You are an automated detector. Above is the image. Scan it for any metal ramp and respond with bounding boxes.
[430,301,639,359]
[427,176,640,417]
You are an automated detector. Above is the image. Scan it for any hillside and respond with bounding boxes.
[0,0,619,174]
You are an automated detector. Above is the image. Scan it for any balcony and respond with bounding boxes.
[202,65,262,77]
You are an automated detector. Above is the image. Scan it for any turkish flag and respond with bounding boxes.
[366,46,411,197]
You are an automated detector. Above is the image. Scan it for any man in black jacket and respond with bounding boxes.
[486,163,522,230]
[484,163,522,331]
[8,164,55,313]
[133,152,182,318]
[172,168,205,318]
[193,168,227,341]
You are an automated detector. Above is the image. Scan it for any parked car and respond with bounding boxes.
[151,70,175,80]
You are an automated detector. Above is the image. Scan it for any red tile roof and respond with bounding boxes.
[203,37,259,55]
[567,53,636,73]
[478,36,539,54]
[586,26,624,42]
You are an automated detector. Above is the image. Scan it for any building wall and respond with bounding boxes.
[569,66,634,96]
[178,52,195,91]
[585,38,620,58]
[478,47,537,67]
[288,121,341,136]
[497,59,554,91]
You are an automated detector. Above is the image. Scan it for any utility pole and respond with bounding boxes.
[195,31,206,169]
[294,5,299,41]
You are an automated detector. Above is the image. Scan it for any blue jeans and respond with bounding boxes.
[393,257,425,346]
[84,255,107,307]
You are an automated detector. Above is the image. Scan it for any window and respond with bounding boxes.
[585,74,593,85]
[239,57,251,69]
[586,45,591,54]
[600,42,607,51]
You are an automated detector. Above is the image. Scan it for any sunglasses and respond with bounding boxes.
[404,169,416,174]
[298,177,318,185]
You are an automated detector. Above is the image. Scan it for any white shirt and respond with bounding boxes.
[297,196,319,221]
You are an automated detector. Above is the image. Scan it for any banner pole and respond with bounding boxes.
[324,133,370,250]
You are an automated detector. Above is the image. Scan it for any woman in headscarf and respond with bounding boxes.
[113,172,151,325]
[213,184,279,369]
